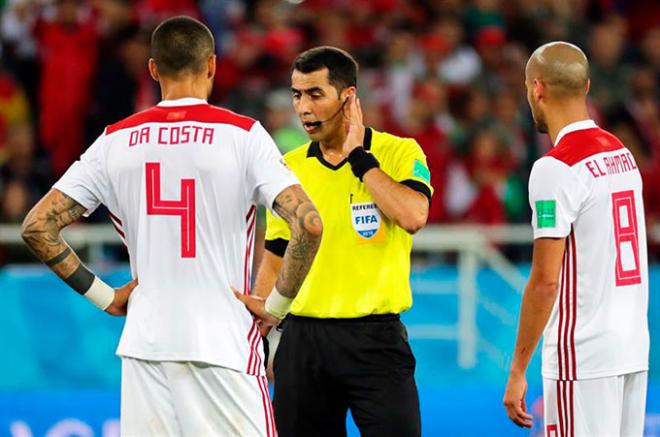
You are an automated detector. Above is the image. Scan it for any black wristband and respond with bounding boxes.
[347,147,380,181]
[64,263,96,295]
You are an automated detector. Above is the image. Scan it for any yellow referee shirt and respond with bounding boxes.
[265,128,433,318]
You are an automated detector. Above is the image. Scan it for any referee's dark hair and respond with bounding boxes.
[293,46,358,94]
[151,16,215,78]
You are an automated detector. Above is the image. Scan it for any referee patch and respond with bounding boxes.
[413,160,430,184]
[351,202,381,238]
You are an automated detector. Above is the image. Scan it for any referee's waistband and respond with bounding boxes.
[286,313,400,324]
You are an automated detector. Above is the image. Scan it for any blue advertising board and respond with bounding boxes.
[1,264,657,436]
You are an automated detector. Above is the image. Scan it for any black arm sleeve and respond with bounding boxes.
[264,238,289,257]
[400,179,432,205]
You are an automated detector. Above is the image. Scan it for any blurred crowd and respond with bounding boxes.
[0,0,658,259]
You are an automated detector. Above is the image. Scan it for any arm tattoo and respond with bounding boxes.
[272,185,322,298]
[21,189,94,293]
[45,247,72,267]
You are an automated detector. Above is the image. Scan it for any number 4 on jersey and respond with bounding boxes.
[146,162,196,258]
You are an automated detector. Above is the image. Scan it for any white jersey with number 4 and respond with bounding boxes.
[53,97,298,376]
[529,120,649,381]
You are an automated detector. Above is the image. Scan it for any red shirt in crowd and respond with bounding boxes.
[35,19,97,176]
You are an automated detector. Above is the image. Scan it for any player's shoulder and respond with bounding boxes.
[105,106,163,136]
[105,104,257,136]
[202,104,256,131]
[544,127,624,167]
[530,155,574,186]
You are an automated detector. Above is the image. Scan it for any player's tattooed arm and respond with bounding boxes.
[22,188,137,314]
[272,184,323,298]
[21,189,93,292]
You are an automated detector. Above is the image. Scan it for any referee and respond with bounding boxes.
[253,46,432,437]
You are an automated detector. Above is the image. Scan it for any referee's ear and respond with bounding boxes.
[341,86,357,101]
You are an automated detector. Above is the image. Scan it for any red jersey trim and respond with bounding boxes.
[545,128,625,167]
[105,104,256,135]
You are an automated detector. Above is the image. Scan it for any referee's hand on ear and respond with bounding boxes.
[232,287,281,327]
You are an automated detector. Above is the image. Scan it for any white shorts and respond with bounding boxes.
[121,357,277,436]
[543,371,647,437]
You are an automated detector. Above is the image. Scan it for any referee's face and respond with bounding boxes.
[291,68,347,142]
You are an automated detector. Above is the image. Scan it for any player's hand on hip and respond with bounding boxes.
[259,324,272,336]
[503,371,533,428]
[232,288,281,327]
[106,278,138,316]
[342,95,365,157]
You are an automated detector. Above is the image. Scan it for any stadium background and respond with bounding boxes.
[0,0,658,435]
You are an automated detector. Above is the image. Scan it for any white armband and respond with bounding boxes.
[265,287,293,320]
[84,276,115,310]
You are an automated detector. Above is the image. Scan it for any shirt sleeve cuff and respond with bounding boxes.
[263,180,299,216]
[51,184,100,217]
[533,228,571,239]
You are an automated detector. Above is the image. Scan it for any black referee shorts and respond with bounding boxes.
[273,314,421,437]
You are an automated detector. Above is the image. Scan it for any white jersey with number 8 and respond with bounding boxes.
[53,98,298,376]
[529,120,649,381]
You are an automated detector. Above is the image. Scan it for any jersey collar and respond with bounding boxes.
[157,97,208,107]
[554,119,598,146]
[307,128,373,171]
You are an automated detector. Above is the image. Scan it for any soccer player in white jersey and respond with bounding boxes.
[503,42,649,436]
[21,16,322,436]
